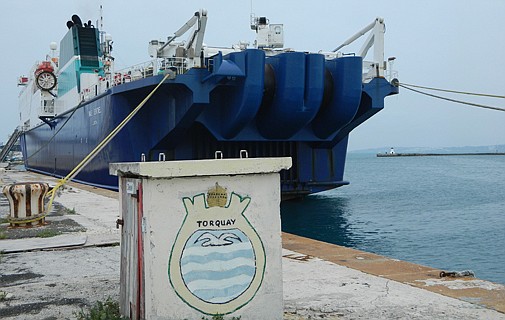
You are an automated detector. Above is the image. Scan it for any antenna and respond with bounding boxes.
[100,5,103,31]
[250,0,255,30]
[99,5,104,48]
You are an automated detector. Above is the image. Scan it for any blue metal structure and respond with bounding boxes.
[20,14,398,199]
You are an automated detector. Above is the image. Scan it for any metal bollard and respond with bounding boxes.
[2,182,49,227]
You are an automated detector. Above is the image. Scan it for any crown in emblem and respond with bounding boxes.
[207,182,228,207]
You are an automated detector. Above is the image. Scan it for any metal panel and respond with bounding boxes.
[119,178,142,320]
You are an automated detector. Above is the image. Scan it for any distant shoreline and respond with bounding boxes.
[377,153,505,157]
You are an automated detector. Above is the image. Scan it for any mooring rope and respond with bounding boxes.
[399,82,505,99]
[399,82,505,112]
[8,213,46,225]
[45,73,171,212]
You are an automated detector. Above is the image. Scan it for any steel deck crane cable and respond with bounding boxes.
[45,73,171,212]
[399,83,505,112]
[399,82,505,99]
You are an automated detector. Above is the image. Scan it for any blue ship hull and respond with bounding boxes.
[21,48,398,198]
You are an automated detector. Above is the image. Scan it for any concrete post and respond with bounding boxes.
[110,157,291,320]
[2,182,49,227]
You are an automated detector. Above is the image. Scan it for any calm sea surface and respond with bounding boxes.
[281,153,505,285]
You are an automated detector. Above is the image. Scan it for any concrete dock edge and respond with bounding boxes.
[1,168,504,319]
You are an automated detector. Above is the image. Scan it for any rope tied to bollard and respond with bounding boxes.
[45,73,171,213]
[7,213,46,226]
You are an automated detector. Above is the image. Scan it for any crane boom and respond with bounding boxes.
[156,9,208,67]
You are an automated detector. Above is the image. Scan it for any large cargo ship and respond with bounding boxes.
[18,9,398,199]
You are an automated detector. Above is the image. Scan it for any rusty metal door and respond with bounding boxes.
[119,178,144,320]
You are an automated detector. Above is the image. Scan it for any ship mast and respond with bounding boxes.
[98,5,114,83]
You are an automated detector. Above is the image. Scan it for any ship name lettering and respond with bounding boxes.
[88,107,102,117]
[196,219,236,228]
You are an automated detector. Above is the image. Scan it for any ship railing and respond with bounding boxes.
[113,57,188,86]
[362,60,382,83]
[79,57,191,101]
[319,52,383,83]
[158,57,188,75]
[78,60,158,102]
[80,81,105,102]
[362,59,398,83]
[81,85,94,102]
[114,60,158,85]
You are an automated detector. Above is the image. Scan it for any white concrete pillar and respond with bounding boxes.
[110,157,291,320]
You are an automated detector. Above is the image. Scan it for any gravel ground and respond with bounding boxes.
[2,247,505,320]
[0,202,86,240]
[0,246,120,320]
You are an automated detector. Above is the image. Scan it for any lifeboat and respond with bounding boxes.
[34,61,57,91]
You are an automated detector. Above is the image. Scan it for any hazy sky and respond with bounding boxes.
[2,0,504,151]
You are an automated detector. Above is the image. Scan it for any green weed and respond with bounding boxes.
[74,297,126,320]
[74,297,242,320]
[65,207,77,215]
[36,230,61,238]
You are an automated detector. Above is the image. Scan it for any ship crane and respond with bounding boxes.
[151,9,208,68]
[332,17,388,81]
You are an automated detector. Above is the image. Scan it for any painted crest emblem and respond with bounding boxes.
[169,183,266,315]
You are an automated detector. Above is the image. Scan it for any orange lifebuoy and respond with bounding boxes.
[35,61,54,74]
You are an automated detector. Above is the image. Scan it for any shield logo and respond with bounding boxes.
[169,183,266,315]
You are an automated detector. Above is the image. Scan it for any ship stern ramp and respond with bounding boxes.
[107,49,396,197]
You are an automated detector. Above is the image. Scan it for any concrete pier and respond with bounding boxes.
[1,168,504,319]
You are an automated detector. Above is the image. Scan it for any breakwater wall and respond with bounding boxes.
[377,153,505,157]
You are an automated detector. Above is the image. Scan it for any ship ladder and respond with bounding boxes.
[0,127,22,162]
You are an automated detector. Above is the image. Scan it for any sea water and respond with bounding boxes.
[281,153,505,285]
